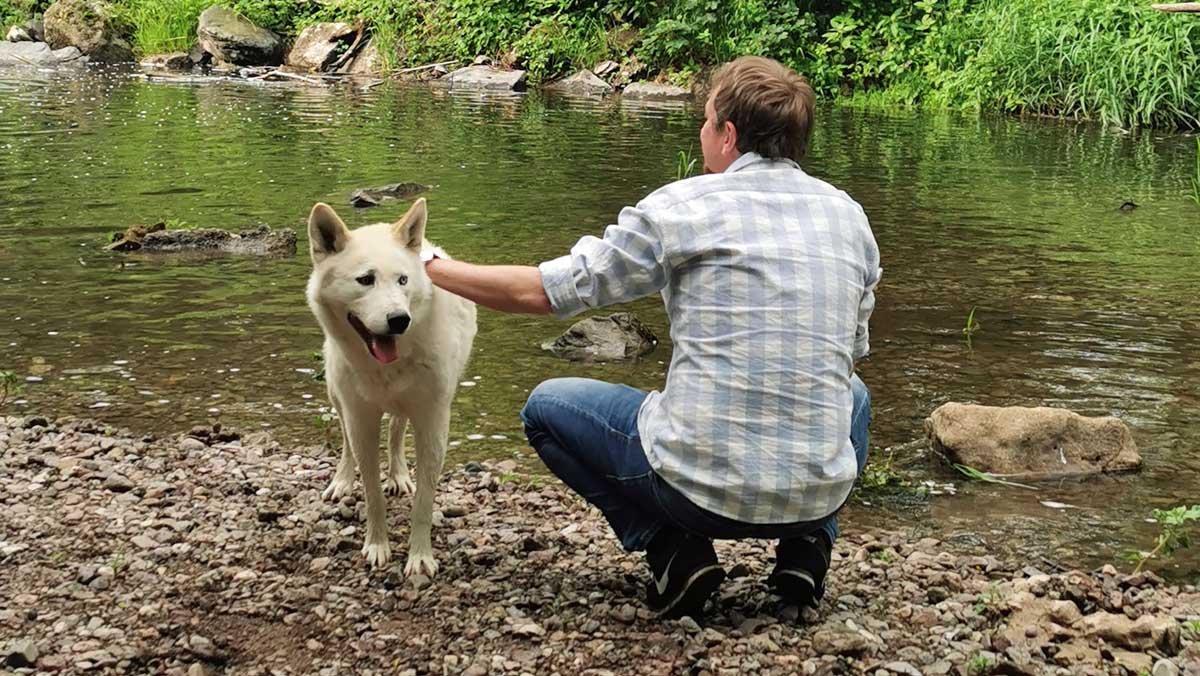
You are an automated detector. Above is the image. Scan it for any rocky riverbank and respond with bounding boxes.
[1,1,693,101]
[1,415,1197,675]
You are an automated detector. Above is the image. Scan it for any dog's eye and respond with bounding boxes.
[397,275,408,286]
[355,273,375,286]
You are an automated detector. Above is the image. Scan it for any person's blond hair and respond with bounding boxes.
[709,56,816,162]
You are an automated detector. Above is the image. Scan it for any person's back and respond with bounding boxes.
[423,55,881,619]
[635,158,878,524]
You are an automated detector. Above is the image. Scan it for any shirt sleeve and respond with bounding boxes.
[537,205,668,320]
[853,240,882,360]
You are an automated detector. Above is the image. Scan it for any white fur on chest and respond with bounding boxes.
[326,338,448,413]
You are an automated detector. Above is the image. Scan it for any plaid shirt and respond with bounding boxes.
[538,152,881,524]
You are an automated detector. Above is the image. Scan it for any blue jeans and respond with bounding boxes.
[520,375,871,552]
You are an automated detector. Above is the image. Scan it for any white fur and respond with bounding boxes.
[306,198,476,574]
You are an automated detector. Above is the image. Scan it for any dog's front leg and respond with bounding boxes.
[384,414,415,496]
[405,401,448,577]
[322,390,357,501]
[343,401,389,567]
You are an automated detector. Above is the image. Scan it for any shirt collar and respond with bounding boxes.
[724,151,801,174]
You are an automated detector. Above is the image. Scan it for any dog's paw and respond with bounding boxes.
[322,476,354,501]
[383,475,415,496]
[404,551,438,578]
[362,541,392,568]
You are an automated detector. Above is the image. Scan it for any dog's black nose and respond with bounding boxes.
[386,312,411,335]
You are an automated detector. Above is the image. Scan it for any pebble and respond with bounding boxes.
[103,473,135,492]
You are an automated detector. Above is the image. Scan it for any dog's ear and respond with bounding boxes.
[308,203,349,262]
[392,198,426,250]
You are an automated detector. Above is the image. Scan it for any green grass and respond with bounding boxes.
[931,0,1200,128]
[112,0,210,55]
[675,145,698,181]
[0,370,19,408]
[963,306,980,335]
[1192,138,1200,206]
[952,463,1037,490]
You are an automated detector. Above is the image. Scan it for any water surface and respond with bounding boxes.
[1,69,1197,575]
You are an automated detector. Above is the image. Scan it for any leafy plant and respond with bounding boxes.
[861,447,905,490]
[0,370,19,408]
[109,549,127,575]
[1129,504,1200,573]
[314,411,339,448]
[967,653,994,675]
[57,0,1200,128]
[973,583,1002,617]
[311,350,325,382]
[962,306,981,335]
[675,145,698,181]
[872,548,896,564]
[0,0,50,28]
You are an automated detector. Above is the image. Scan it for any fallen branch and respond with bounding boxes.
[1151,2,1200,11]
[395,59,460,75]
[327,22,367,72]
[248,69,325,85]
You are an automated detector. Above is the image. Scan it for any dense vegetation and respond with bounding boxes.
[3,0,1199,129]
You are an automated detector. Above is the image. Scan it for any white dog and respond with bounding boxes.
[306,198,476,575]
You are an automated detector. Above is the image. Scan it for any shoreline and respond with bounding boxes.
[1,415,1196,675]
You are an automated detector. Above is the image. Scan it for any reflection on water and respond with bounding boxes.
[1,70,1198,574]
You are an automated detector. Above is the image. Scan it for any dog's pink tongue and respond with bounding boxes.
[369,335,399,364]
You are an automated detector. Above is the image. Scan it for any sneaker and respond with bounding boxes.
[768,531,831,607]
[644,531,726,618]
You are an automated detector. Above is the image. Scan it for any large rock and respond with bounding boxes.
[447,65,526,92]
[197,6,283,67]
[542,313,657,363]
[0,41,86,66]
[546,69,613,96]
[622,81,691,100]
[924,403,1141,478]
[1079,612,1181,654]
[43,0,133,63]
[107,223,296,256]
[286,21,356,71]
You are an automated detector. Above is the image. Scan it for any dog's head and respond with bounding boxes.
[305,199,432,365]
